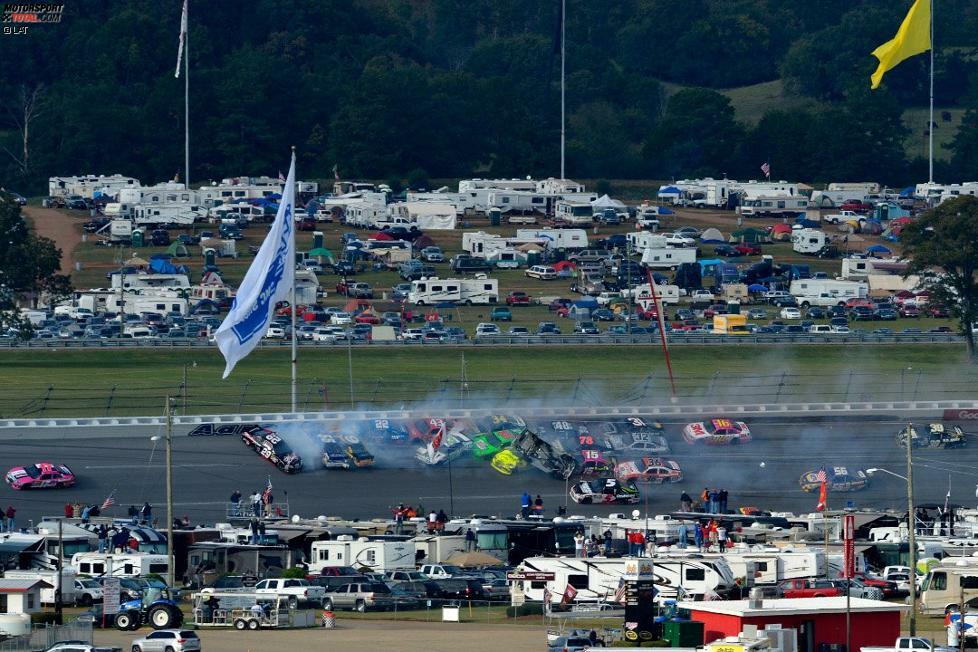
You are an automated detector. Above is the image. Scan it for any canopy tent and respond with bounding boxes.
[657,185,681,199]
[730,228,770,244]
[899,186,915,198]
[747,284,768,292]
[699,227,724,244]
[307,247,334,259]
[591,194,626,209]
[446,551,504,567]
[866,244,892,254]
[770,223,793,242]
[149,258,188,275]
[125,256,149,267]
[553,260,577,272]
[517,242,544,252]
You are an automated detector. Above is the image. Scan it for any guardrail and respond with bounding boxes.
[1,400,975,436]
[0,333,963,348]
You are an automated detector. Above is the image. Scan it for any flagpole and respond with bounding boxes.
[290,146,298,413]
[560,0,565,179]
[184,0,189,189]
[928,0,934,183]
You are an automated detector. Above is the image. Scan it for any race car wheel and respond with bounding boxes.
[233,619,247,630]
[149,605,176,629]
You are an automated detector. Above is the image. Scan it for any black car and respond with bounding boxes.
[806,306,826,319]
[713,245,743,257]
[67,197,90,210]
[451,255,492,274]
[849,306,875,321]
[771,296,798,307]
[874,308,898,321]
[241,426,302,473]
[431,578,488,601]
[382,226,421,241]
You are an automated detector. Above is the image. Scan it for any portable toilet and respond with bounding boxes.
[131,229,145,248]
[204,249,216,267]
[726,300,741,315]
[489,208,501,227]
[313,231,324,249]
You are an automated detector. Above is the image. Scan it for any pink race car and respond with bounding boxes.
[5,463,76,490]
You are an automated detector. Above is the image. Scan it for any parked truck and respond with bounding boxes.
[862,637,955,652]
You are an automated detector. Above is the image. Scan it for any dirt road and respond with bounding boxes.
[23,205,82,273]
[95,619,542,651]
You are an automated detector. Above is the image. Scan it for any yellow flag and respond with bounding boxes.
[870,0,931,89]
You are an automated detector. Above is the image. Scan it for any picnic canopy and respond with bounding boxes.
[591,194,625,209]
[125,256,149,267]
[517,242,544,252]
[307,247,334,259]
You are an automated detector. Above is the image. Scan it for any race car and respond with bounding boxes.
[579,450,615,477]
[471,429,517,459]
[594,417,666,439]
[475,414,526,436]
[407,418,451,444]
[897,423,966,449]
[5,462,76,490]
[319,435,353,470]
[570,478,641,505]
[490,449,527,475]
[509,429,578,479]
[591,431,670,455]
[799,466,869,493]
[242,427,302,473]
[415,432,472,466]
[364,418,411,443]
[614,457,683,483]
[682,418,751,445]
[531,420,591,449]
[344,438,375,468]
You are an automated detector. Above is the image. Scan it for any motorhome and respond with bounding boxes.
[387,201,457,230]
[333,180,378,195]
[937,182,978,204]
[208,203,266,222]
[408,276,499,305]
[628,283,681,306]
[664,548,824,585]
[48,174,140,199]
[70,552,169,578]
[458,178,539,213]
[76,291,188,316]
[441,518,580,565]
[488,190,549,214]
[344,200,388,228]
[514,556,736,603]
[554,200,595,226]
[810,183,878,208]
[791,228,827,254]
[640,247,697,269]
[737,180,801,199]
[405,190,477,214]
[536,178,586,195]
[739,195,810,217]
[840,257,909,280]
[626,231,668,253]
[119,182,199,206]
[789,279,868,307]
[110,272,191,291]
[309,536,415,574]
[515,228,589,250]
[186,541,293,580]
[920,567,978,615]
[133,203,203,226]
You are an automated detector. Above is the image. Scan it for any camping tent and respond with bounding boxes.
[413,234,436,250]
[371,231,394,241]
[730,228,770,244]
[591,194,625,210]
[554,260,577,272]
[699,227,724,244]
[770,223,793,241]
[166,242,190,258]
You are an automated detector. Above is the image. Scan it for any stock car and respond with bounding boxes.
[509,429,578,479]
[474,415,527,439]
[241,427,302,473]
[799,467,869,493]
[415,432,472,466]
[407,418,451,444]
[682,418,752,445]
[345,438,375,468]
[614,457,683,483]
[579,450,615,477]
[471,429,518,459]
[319,435,353,469]
[897,423,966,449]
[5,462,76,490]
[595,431,671,455]
[569,478,641,505]
[490,449,527,475]
[533,420,590,449]
[365,419,411,443]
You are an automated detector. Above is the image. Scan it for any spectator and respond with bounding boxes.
[258,521,267,544]
[97,524,108,553]
[533,495,544,516]
[465,528,476,551]
[181,514,190,527]
[700,488,710,513]
[587,535,600,557]
[427,509,437,534]
[634,530,645,557]
[717,524,728,552]
[603,530,613,556]
[4,506,14,532]
[574,531,585,558]
[251,491,262,517]
[677,521,688,549]
[645,530,656,558]
[140,501,152,525]
[393,504,405,535]
[63,503,73,519]
[249,517,259,544]
[263,490,274,518]
[719,489,729,514]
[127,504,137,524]
[73,502,82,519]
[81,504,91,523]
[436,509,448,531]
[229,490,242,517]
[520,491,531,519]
[708,489,719,515]
[680,491,692,512]
[694,523,704,551]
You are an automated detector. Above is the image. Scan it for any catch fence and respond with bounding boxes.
[0,619,92,652]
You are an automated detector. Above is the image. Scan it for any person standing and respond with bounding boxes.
[436,509,448,532]
[127,504,138,524]
[693,523,704,551]
[680,491,692,513]
[574,531,585,558]
[465,528,476,551]
[645,531,655,558]
[533,495,544,517]
[393,504,405,535]
[258,521,267,545]
[520,491,531,519]
[717,524,728,552]
[708,489,719,515]
[677,521,688,549]
[81,504,91,523]
[230,490,242,517]
[4,506,14,532]
[634,530,645,557]
[140,501,152,525]
[249,517,259,545]
[603,530,613,556]
[252,491,262,518]
[97,524,108,553]
[64,503,73,519]
[427,509,437,534]
[719,489,728,514]
[700,488,710,513]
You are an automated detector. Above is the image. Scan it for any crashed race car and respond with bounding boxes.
[319,435,353,470]
[416,431,472,466]
[579,449,615,477]
[5,462,76,490]
[531,420,591,449]
[587,430,671,455]
[344,437,375,468]
[509,429,578,479]
[683,418,751,445]
[614,457,683,483]
[570,478,641,505]
[799,466,869,493]
[471,428,518,459]
[897,423,966,449]
[490,449,527,475]
[365,419,411,443]
[242,427,302,473]
[407,418,451,444]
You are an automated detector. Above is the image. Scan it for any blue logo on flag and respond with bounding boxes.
[230,206,292,344]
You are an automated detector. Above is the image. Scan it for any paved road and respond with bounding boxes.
[3,417,975,526]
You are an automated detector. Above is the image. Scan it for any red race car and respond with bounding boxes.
[5,463,76,490]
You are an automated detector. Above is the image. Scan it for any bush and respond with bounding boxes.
[281,566,307,579]
[406,168,429,191]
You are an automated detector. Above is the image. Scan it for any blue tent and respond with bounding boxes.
[573,297,599,309]
[748,284,768,292]
[899,186,915,198]
[149,258,188,275]
[866,244,892,254]
[657,206,675,215]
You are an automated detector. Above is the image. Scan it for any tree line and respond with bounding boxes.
[1,0,977,193]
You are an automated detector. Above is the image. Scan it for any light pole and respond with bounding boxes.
[152,397,176,589]
[867,436,917,635]
[181,361,197,414]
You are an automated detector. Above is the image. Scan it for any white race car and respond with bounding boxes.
[682,418,751,445]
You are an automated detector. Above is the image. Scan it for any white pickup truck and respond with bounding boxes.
[862,637,955,652]
[824,210,864,224]
[254,578,326,609]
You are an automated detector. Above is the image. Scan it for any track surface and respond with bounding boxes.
[3,417,976,526]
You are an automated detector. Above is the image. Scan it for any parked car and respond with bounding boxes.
[129,630,200,652]
[525,265,558,280]
[780,307,802,320]
[506,291,531,306]
[490,306,512,321]
[322,582,395,612]
[419,246,444,263]
[476,323,500,336]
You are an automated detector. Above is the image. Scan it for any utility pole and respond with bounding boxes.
[906,420,917,636]
[55,518,63,624]
[165,396,175,589]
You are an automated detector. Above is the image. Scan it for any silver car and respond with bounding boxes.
[322,582,395,612]
[130,629,200,652]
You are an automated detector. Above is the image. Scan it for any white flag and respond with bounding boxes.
[214,153,296,378]
[175,0,188,79]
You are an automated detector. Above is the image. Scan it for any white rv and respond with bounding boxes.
[789,279,868,307]
[515,556,736,604]
[309,537,415,573]
[640,247,697,269]
[70,552,169,578]
[626,231,668,253]
[628,283,681,306]
[515,228,589,249]
[462,232,545,257]
[49,174,140,199]
[408,277,499,305]
[554,200,595,225]
[791,228,827,254]
[840,257,909,280]
[133,204,202,226]
[739,195,809,217]
[488,190,549,214]
[405,190,477,214]
[536,178,586,194]
[387,201,457,230]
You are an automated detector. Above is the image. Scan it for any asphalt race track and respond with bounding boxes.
[2,417,976,527]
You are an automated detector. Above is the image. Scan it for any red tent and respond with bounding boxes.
[414,235,436,249]
[771,223,792,234]
[372,231,395,241]
[554,260,577,272]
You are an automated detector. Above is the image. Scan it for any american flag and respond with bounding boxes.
[174,0,187,79]
[100,491,116,511]
[613,578,627,604]
[262,476,273,504]
[760,162,771,178]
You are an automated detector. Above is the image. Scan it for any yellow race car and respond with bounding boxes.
[490,449,526,475]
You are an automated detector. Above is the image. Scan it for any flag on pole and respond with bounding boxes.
[215,152,296,378]
[760,162,771,178]
[816,480,828,512]
[262,476,273,504]
[175,0,188,79]
[613,578,627,605]
[332,164,340,182]
[561,583,577,605]
[101,491,116,511]
[870,0,931,89]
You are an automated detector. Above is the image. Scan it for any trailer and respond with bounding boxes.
[408,276,499,305]
[791,228,827,254]
[309,536,415,574]
[739,195,810,217]
[70,552,170,578]
[133,204,203,226]
[515,228,589,249]
[789,279,868,307]
[554,200,595,226]
[192,592,316,630]
[640,247,697,269]
[488,190,549,214]
[49,174,140,199]
[626,231,668,253]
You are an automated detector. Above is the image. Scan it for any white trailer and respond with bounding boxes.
[789,279,868,307]
[554,200,595,225]
[488,190,549,214]
[388,201,457,229]
[70,552,170,578]
[309,537,415,574]
[133,204,202,226]
[629,283,681,306]
[810,189,872,208]
[405,190,477,214]
[791,228,827,254]
[515,228,589,249]
[3,569,79,605]
[77,292,188,316]
[626,231,668,253]
[408,276,499,305]
[739,195,810,217]
[462,232,544,256]
[514,556,736,603]
[48,174,140,199]
[660,549,824,585]
[640,247,697,269]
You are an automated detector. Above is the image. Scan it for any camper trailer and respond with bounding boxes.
[628,283,681,306]
[626,231,668,253]
[48,174,140,199]
[488,190,549,215]
[791,228,827,254]
[133,204,203,226]
[70,552,169,578]
[789,279,868,307]
[408,277,499,305]
[309,537,415,574]
[640,247,697,269]
[515,228,589,250]
[739,196,809,217]
[387,201,457,230]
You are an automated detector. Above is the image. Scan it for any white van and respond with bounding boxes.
[525,265,557,280]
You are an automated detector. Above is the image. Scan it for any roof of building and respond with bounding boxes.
[0,579,54,593]
[678,597,906,617]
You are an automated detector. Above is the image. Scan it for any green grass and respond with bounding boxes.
[0,344,972,418]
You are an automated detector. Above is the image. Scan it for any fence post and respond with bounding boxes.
[40,385,54,415]
[104,384,117,416]
[775,372,787,402]
[238,380,251,412]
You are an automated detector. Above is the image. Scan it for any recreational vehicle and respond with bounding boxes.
[70,552,169,578]
[133,204,202,226]
[626,231,668,253]
[488,190,549,214]
[515,228,589,249]
[442,518,580,565]
[789,279,868,307]
[77,292,188,317]
[387,201,457,230]
[739,195,809,217]
[309,536,415,574]
[408,277,499,305]
[791,228,827,254]
[536,178,586,195]
[640,247,697,269]
[48,174,140,199]
[628,283,681,306]
[840,257,909,280]
[554,200,596,225]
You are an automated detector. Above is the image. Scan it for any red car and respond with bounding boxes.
[925,305,949,318]
[5,463,76,490]
[778,578,843,599]
[899,304,920,318]
[840,200,873,214]
[506,291,531,306]
[549,298,573,312]
[354,312,380,325]
[734,243,762,256]
[845,298,873,309]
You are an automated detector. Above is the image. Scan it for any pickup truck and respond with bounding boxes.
[777,578,843,598]
[823,210,864,224]
[861,637,955,652]
[254,578,327,609]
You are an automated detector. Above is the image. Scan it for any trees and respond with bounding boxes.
[900,196,978,358]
